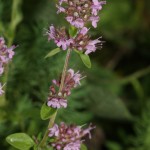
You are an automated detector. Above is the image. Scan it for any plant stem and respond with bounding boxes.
[38,111,57,149]
[38,49,71,149]
[59,49,71,92]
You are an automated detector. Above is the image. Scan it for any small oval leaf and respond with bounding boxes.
[79,53,91,68]
[45,48,61,58]
[6,133,34,150]
[40,102,57,120]
[69,26,78,37]
[81,144,88,150]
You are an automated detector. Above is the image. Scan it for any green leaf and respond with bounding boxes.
[6,133,34,150]
[69,25,78,37]
[45,48,61,58]
[79,53,91,68]
[40,102,57,120]
[81,144,88,150]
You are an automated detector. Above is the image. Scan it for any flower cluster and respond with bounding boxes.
[47,69,82,109]
[47,26,102,55]
[48,122,95,150]
[46,25,73,50]
[57,0,106,28]
[73,27,102,54]
[0,37,16,95]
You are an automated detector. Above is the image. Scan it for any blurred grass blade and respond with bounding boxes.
[11,0,23,32]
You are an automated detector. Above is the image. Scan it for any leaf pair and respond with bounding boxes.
[45,48,91,68]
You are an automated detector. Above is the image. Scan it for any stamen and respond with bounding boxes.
[58,92,62,96]
[84,15,88,19]
[84,4,88,7]
[79,41,84,45]
[74,12,79,17]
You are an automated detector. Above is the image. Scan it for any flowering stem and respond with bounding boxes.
[39,49,71,149]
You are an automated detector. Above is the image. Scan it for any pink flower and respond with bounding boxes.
[72,18,84,29]
[66,16,73,24]
[89,16,100,28]
[47,25,56,40]
[85,38,101,55]
[49,124,59,137]
[56,5,65,14]
[82,124,96,139]
[47,97,67,109]
[57,40,68,50]
[68,69,82,87]
[0,37,16,75]
[50,69,83,97]
[48,123,95,150]
[66,17,84,28]
[92,0,106,16]
[64,141,81,150]
[46,25,73,50]
[73,28,103,55]
[7,46,15,59]
[80,27,89,36]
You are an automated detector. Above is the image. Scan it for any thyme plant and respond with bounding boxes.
[5,0,106,149]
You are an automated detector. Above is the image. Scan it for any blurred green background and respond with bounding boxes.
[0,0,150,149]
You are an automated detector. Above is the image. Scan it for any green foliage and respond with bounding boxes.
[128,101,150,150]
[6,133,34,150]
[10,0,23,33]
[40,103,57,120]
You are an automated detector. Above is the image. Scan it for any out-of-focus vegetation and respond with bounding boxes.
[0,0,150,149]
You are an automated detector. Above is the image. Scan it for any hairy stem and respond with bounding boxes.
[38,111,57,149]
[39,49,71,149]
[59,49,71,92]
